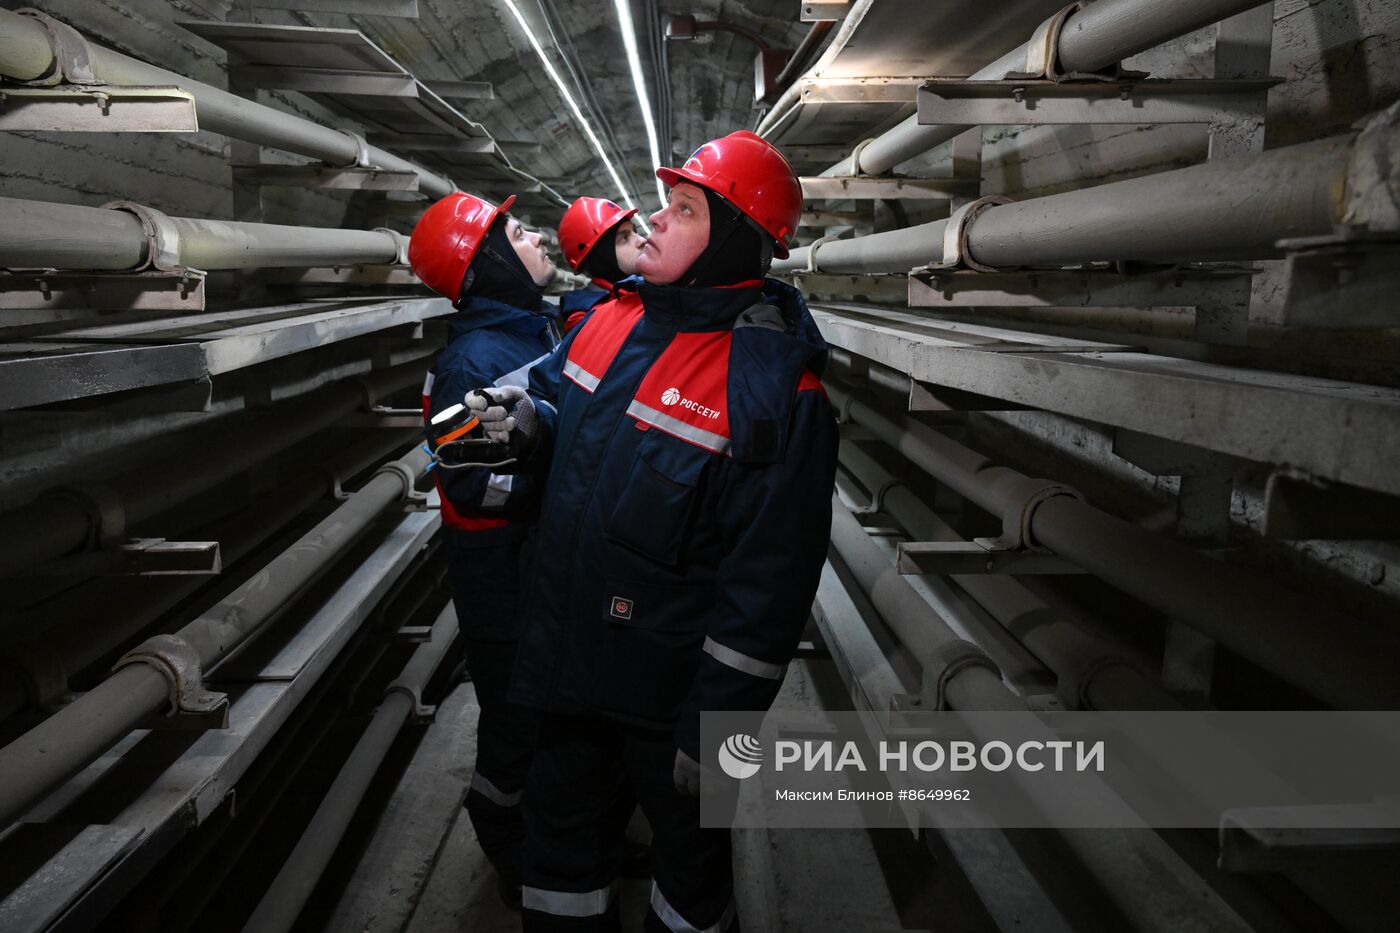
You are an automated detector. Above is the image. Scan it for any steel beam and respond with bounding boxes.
[232,164,420,191]
[896,541,1084,575]
[0,85,197,132]
[798,77,924,104]
[908,267,1256,309]
[243,0,419,15]
[802,175,978,201]
[813,304,1400,498]
[233,66,419,97]
[916,78,1277,126]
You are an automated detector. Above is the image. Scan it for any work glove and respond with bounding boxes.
[673,748,702,798]
[464,386,539,462]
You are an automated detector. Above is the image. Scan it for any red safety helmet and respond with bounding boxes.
[408,191,516,301]
[559,197,637,271]
[655,130,801,258]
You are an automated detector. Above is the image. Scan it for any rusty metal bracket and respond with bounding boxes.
[16,8,99,86]
[920,640,1002,711]
[113,634,229,729]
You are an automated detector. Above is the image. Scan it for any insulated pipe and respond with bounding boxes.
[829,494,1017,711]
[777,131,1352,273]
[0,9,455,197]
[0,197,405,272]
[240,603,458,933]
[826,381,1400,710]
[839,440,1173,711]
[0,360,424,581]
[846,0,1266,176]
[0,443,432,830]
[0,430,418,722]
[828,496,1253,933]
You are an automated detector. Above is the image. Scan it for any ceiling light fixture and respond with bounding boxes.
[499,0,640,213]
[613,0,667,209]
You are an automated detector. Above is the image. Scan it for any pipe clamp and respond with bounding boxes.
[374,460,426,503]
[927,196,1011,273]
[921,640,1002,711]
[101,200,200,276]
[384,680,436,722]
[113,634,229,728]
[40,482,125,549]
[16,9,99,86]
[977,476,1084,553]
[846,137,877,176]
[373,227,411,266]
[805,235,840,274]
[336,129,375,169]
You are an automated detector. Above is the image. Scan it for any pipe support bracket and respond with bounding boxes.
[16,8,99,86]
[373,227,411,266]
[846,137,877,176]
[39,482,125,549]
[100,200,202,277]
[976,476,1084,553]
[805,235,840,274]
[920,640,1002,711]
[336,129,375,170]
[926,196,1011,272]
[374,459,427,504]
[113,634,229,729]
[384,679,437,722]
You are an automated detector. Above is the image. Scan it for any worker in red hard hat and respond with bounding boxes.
[557,196,646,333]
[407,190,557,910]
[461,130,836,931]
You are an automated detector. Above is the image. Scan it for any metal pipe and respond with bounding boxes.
[771,20,836,96]
[828,494,1253,933]
[829,493,1016,710]
[0,443,431,829]
[839,440,1173,711]
[0,9,455,198]
[0,197,405,272]
[0,362,424,579]
[847,0,1266,176]
[777,130,1353,273]
[0,430,417,721]
[240,603,457,933]
[826,381,1400,710]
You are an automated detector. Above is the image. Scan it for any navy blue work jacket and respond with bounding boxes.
[508,277,838,758]
[423,295,558,540]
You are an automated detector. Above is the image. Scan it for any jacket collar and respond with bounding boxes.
[447,295,554,342]
[634,278,765,332]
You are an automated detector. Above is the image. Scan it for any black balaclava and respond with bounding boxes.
[578,227,624,285]
[679,187,773,288]
[458,217,544,312]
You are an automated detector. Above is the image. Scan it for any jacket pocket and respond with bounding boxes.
[605,434,708,566]
[597,575,714,721]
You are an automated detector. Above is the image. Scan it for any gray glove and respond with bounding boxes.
[465,386,539,460]
[673,748,702,798]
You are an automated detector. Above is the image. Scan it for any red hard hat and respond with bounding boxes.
[559,197,637,271]
[408,192,516,301]
[656,130,801,258]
